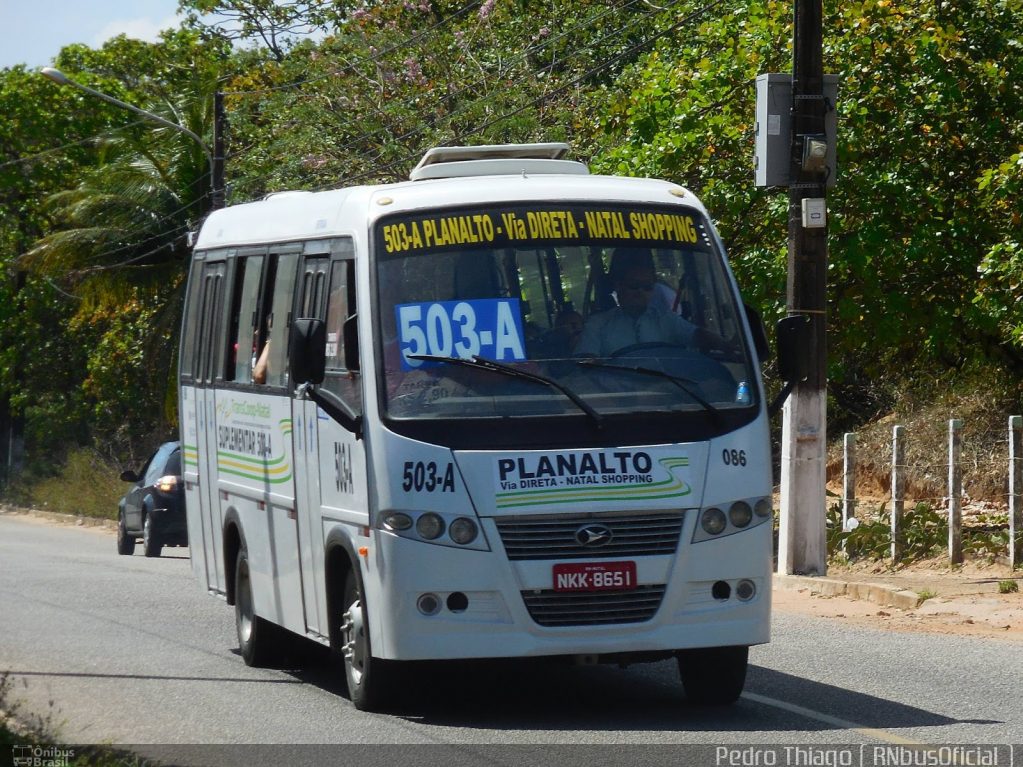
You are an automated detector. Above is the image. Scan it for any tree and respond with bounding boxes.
[13,30,233,462]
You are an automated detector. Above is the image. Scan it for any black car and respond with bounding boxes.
[117,441,186,558]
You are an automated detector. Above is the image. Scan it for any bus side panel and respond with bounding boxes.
[310,413,370,636]
[179,385,207,586]
[213,388,302,634]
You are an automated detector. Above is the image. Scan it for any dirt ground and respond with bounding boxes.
[775,557,1023,643]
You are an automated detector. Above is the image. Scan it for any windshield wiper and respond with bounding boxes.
[408,354,603,427]
[575,360,721,419]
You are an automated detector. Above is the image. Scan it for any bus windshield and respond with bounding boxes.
[375,202,756,420]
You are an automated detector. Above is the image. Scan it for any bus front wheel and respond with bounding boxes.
[340,569,395,711]
[235,547,281,667]
[677,645,748,705]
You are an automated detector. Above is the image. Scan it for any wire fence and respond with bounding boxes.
[839,417,1023,568]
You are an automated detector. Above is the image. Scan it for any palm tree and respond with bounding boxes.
[22,79,216,458]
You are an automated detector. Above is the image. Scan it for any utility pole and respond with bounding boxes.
[212,91,226,211]
[777,0,829,575]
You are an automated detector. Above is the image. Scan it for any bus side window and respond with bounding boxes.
[227,254,265,383]
[261,253,300,388]
[322,259,361,411]
[179,261,205,380]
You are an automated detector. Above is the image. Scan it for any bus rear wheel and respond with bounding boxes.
[677,645,748,705]
[340,569,395,711]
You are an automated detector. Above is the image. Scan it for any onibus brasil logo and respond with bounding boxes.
[494,451,691,509]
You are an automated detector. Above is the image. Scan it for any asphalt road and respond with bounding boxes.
[1,513,1021,766]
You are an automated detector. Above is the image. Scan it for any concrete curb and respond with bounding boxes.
[773,573,923,610]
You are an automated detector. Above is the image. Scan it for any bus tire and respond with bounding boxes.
[117,512,136,556]
[235,547,280,667]
[142,513,162,558]
[340,568,395,711]
[677,645,748,705]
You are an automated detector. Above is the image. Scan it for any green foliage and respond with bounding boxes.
[999,580,1020,594]
[829,502,1014,564]
[5,0,1023,486]
[7,448,125,520]
[827,501,947,563]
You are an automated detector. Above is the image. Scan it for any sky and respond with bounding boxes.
[0,0,184,70]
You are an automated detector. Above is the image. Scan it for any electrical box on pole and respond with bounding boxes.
[754,73,838,188]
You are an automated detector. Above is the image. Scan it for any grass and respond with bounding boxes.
[4,449,124,520]
[998,580,1020,594]
[1,672,144,766]
[917,589,938,601]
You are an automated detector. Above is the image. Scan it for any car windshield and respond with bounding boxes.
[375,202,756,420]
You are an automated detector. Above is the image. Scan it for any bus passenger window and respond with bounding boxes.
[322,259,361,410]
[260,253,299,387]
[228,254,264,384]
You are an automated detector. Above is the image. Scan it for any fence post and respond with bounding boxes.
[842,433,856,542]
[1011,416,1022,570]
[891,425,905,562]
[948,419,963,565]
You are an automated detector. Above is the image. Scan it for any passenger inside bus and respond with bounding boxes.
[252,315,271,384]
[575,247,699,357]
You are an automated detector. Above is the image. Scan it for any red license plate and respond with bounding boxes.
[552,561,637,592]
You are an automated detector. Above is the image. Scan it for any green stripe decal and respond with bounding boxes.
[495,457,691,509]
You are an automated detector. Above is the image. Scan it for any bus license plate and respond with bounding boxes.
[552,561,637,592]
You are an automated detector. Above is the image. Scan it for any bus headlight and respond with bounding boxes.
[728,501,753,528]
[754,498,772,518]
[416,512,445,540]
[449,517,478,545]
[382,512,413,531]
[700,508,727,536]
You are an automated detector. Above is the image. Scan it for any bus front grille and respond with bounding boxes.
[521,585,666,627]
[495,512,684,560]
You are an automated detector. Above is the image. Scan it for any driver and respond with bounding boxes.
[575,247,699,357]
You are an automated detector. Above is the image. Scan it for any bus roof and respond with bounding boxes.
[193,170,704,252]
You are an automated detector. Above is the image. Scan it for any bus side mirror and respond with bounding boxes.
[343,313,360,372]
[290,318,326,385]
[744,304,770,362]
[769,315,811,417]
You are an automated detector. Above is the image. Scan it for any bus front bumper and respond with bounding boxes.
[366,523,772,661]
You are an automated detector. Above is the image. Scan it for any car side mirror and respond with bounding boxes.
[120,470,139,483]
[289,318,326,385]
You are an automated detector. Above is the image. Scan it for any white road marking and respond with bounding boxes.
[743,692,924,745]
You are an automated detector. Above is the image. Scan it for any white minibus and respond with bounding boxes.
[179,143,803,710]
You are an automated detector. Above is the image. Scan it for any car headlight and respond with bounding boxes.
[155,475,179,493]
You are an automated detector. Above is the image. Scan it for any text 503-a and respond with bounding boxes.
[402,461,455,493]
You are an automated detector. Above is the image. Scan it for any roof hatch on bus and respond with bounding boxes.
[409,143,590,181]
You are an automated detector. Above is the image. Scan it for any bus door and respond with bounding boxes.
[194,260,227,593]
[293,239,366,637]
[292,249,329,636]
